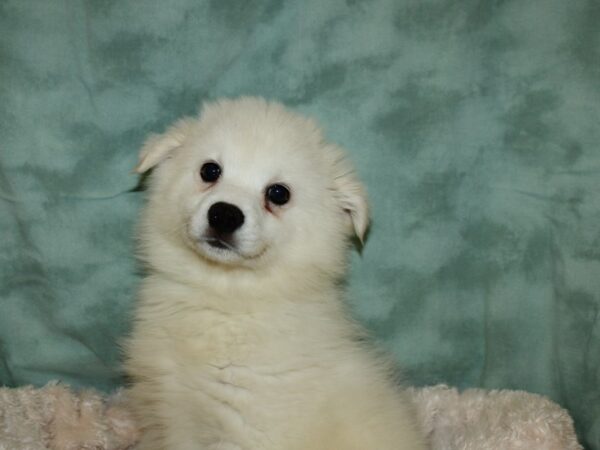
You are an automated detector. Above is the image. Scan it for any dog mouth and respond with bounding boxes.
[209,240,228,249]
[200,236,238,252]
[196,234,268,262]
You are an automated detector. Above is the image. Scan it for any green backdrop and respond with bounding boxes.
[1,1,599,448]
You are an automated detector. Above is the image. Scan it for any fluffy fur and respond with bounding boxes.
[124,97,426,449]
[0,384,582,449]
[0,383,138,450]
[410,385,583,450]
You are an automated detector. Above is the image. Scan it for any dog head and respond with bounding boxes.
[136,97,368,279]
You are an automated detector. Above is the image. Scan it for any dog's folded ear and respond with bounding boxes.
[134,118,196,173]
[329,146,370,244]
[338,175,369,245]
[342,180,369,245]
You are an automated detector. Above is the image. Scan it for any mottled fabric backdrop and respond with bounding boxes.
[1,0,599,448]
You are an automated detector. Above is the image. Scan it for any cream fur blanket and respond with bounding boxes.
[0,383,581,450]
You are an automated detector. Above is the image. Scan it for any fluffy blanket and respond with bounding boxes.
[0,383,581,450]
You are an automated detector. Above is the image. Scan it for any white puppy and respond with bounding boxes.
[125,97,426,450]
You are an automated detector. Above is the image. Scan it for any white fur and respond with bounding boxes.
[124,97,427,450]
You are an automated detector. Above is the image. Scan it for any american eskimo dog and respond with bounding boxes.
[125,97,426,450]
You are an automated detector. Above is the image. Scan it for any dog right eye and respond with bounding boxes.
[266,183,291,206]
[200,162,222,183]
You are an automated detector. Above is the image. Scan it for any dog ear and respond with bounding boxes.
[330,147,370,244]
[337,173,369,244]
[134,118,195,173]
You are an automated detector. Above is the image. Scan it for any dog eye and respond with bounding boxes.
[200,162,221,183]
[266,184,291,206]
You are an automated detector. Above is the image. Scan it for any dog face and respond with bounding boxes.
[136,98,368,274]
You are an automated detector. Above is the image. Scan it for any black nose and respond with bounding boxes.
[208,202,245,234]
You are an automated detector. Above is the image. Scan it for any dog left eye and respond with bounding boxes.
[200,162,222,183]
[266,184,291,206]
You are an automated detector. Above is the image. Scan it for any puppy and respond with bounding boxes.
[125,97,426,450]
